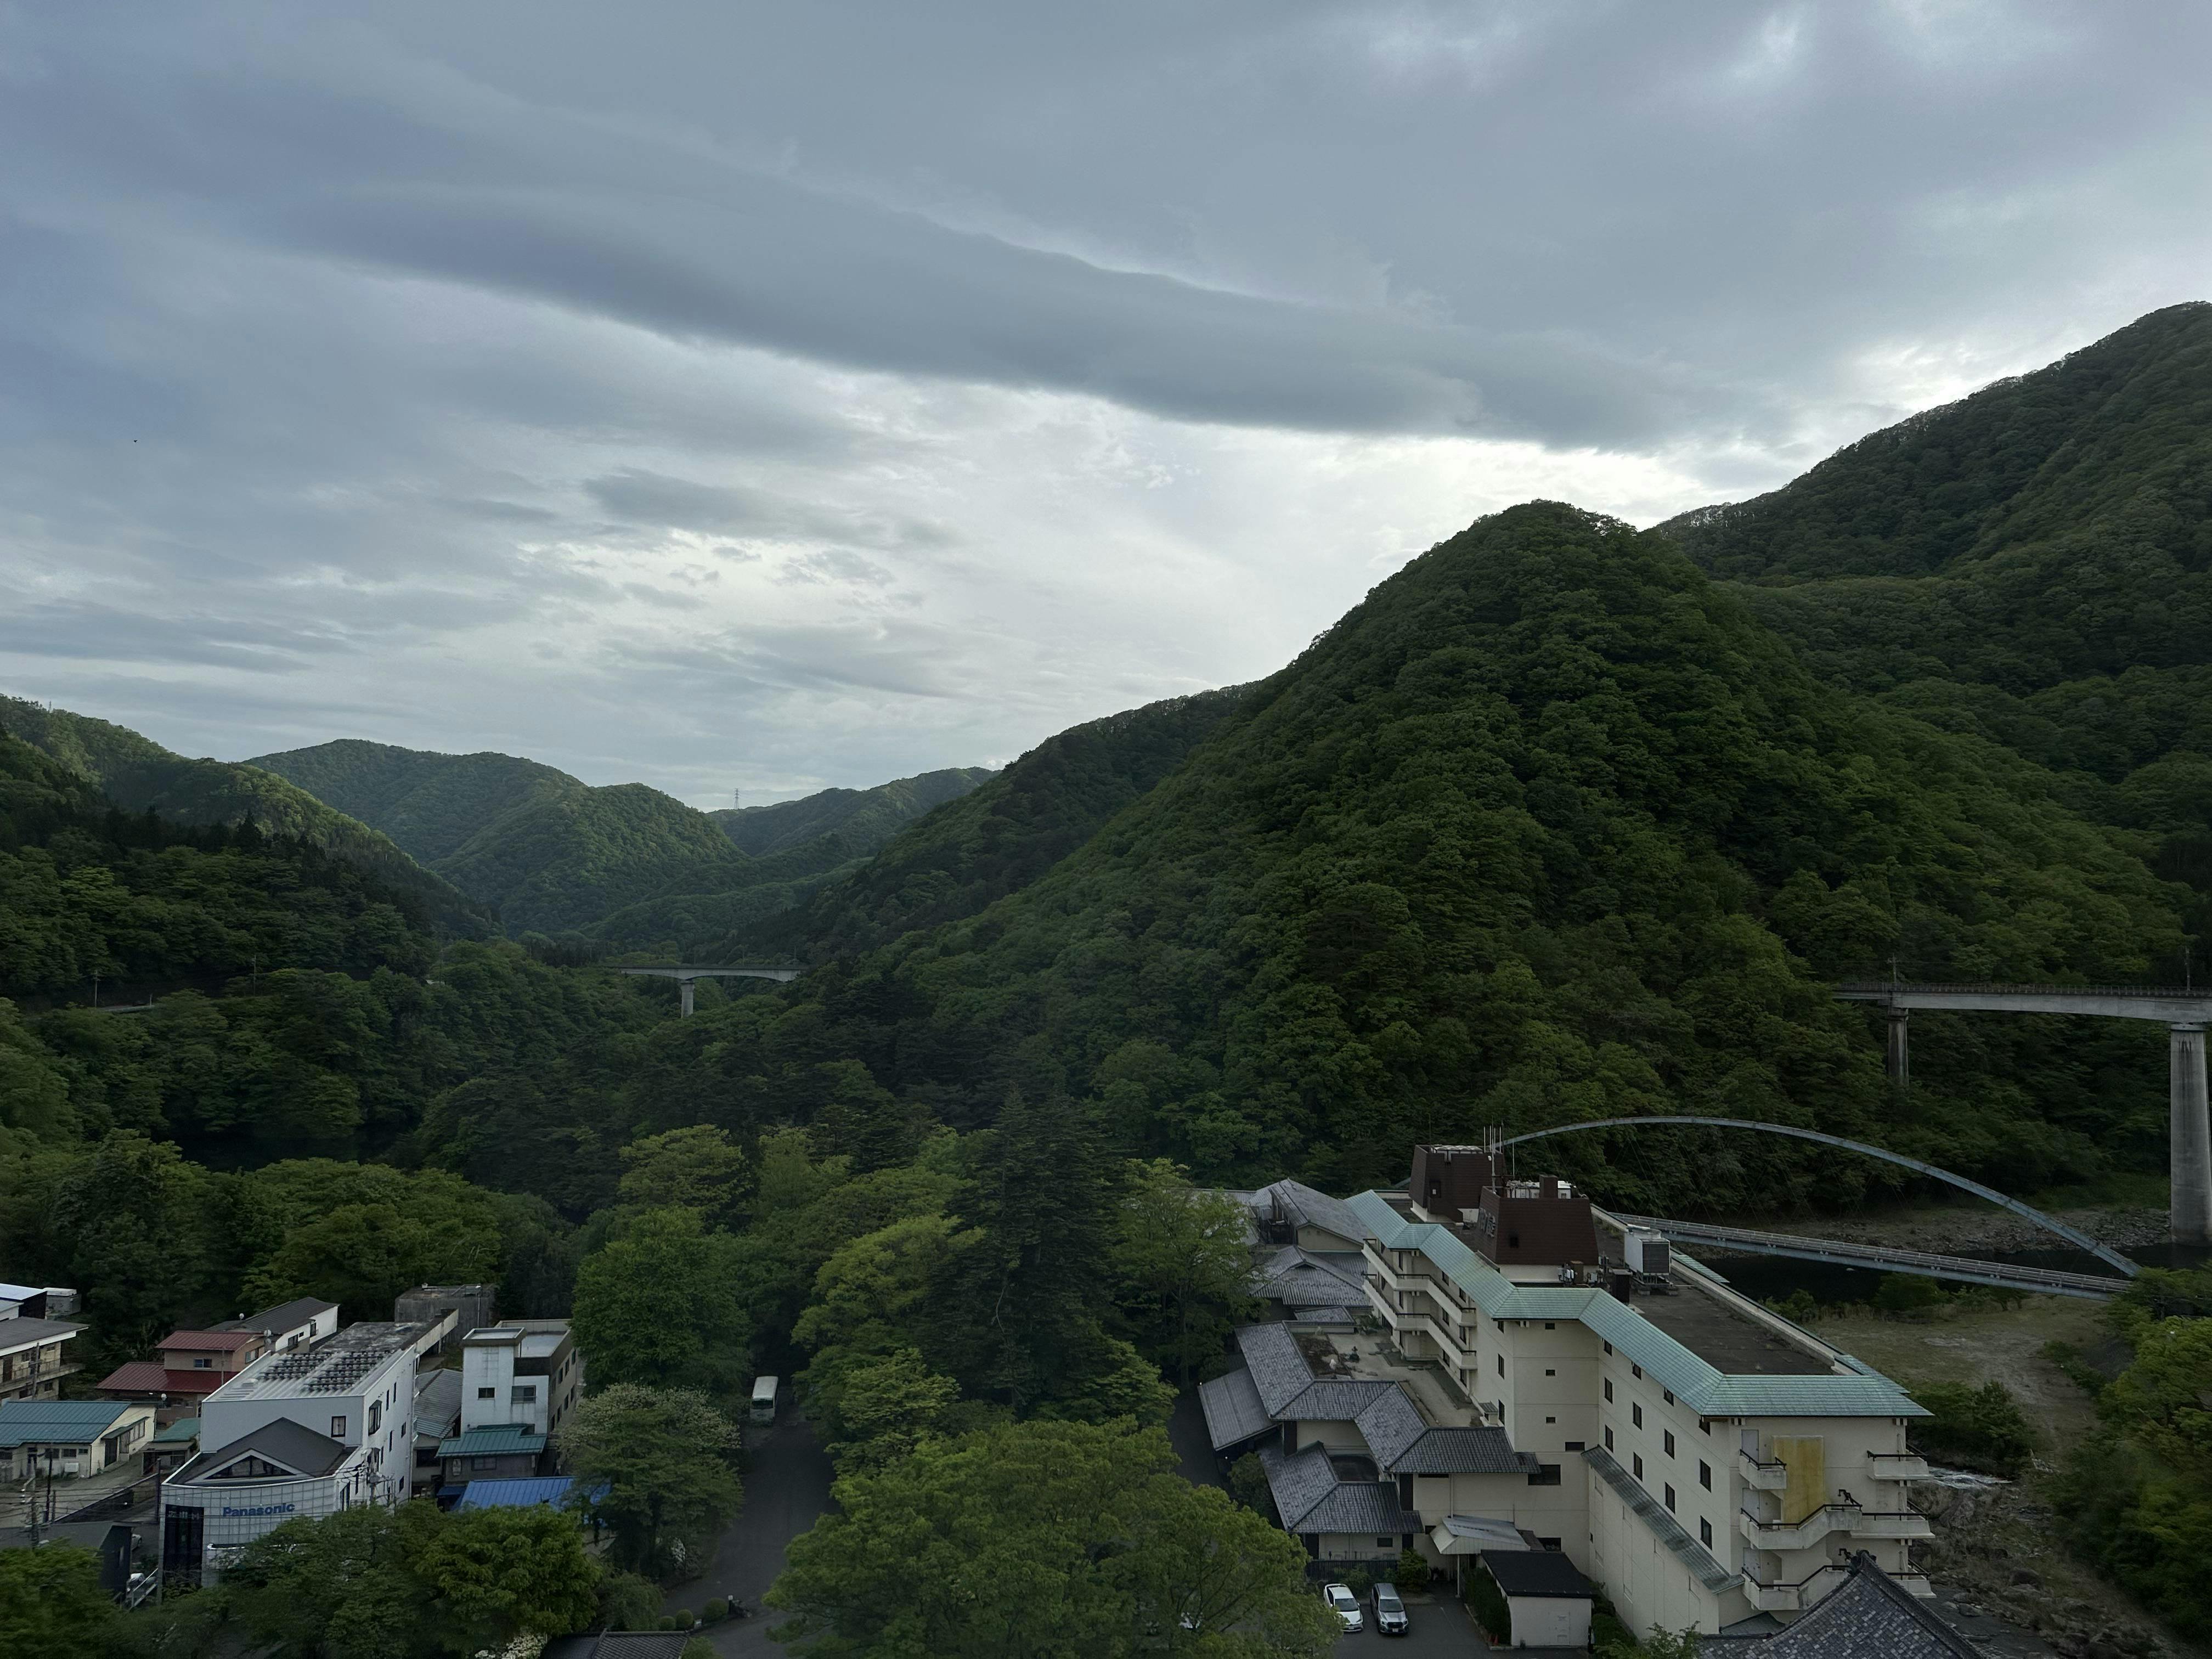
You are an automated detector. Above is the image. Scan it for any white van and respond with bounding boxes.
[750,1375,781,1425]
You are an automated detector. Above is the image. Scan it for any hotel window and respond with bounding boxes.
[1631,1364,1643,1379]
[1543,1322,1555,1329]
[1663,1390,1674,1406]
[1527,1464,1562,1487]
[368,1402,381,1434]
[1604,1428,1614,1451]
[331,1416,348,1439]
[1663,1431,1675,1457]
[1603,1379,1613,1402]
[1632,1404,1643,1429]
[1664,1484,1675,1511]
[1633,1454,1644,1480]
[1496,1355,1504,1376]
[478,1387,495,1400]
[1699,1460,1712,1491]
[513,1384,537,1403]
[1565,1441,1584,1452]
[1544,1368,1555,1376]
[1603,1341,1612,1355]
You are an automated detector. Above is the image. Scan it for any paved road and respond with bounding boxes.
[663,1415,836,1655]
[1169,1388,1231,1491]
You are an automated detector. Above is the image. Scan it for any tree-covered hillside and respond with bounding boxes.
[249,740,997,943]
[1,697,488,936]
[709,768,994,857]
[782,686,1249,958]
[1662,301,2212,968]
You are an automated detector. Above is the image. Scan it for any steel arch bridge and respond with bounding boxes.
[1497,1115,2139,1278]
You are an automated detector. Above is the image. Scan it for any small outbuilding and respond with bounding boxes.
[1477,1548,1594,1650]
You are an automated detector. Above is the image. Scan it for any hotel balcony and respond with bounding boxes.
[1852,1509,1934,1541]
[1743,1565,1845,1613]
[1865,1451,1931,1482]
[1736,1451,1788,1492]
[1738,1500,1861,1551]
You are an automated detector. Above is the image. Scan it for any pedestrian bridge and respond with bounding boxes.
[618,962,802,1015]
[1835,981,2212,1245]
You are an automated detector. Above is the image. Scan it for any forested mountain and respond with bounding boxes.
[783,686,1249,958]
[1663,300,2212,960]
[709,768,994,857]
[0,697,488,936]
[249,739,997,943]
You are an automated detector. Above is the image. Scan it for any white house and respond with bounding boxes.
[159,1320,425,1583]
[438,1321,583,1493]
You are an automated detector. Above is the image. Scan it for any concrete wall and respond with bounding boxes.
[1505,1593,1592,1650]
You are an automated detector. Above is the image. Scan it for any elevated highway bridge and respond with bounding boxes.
[1835,981,2212,1245]
[617,962,802,1015]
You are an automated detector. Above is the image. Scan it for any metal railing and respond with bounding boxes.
[1737,1451,1788,1491]
[1610,1213,2129,1300]
[1837,980,2210,1000]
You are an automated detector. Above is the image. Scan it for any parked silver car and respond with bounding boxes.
[1373,1582,1409,1635]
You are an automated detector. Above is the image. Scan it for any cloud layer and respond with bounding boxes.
[3,2,2209,801]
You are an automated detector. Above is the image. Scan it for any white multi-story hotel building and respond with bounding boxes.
[1208,1146,1934,1641]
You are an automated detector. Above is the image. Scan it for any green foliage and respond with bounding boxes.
[786,687,1246,958]
[557,1384,743,1578]
[1874,1273,1945,1316]
[1228,1451,1271,1515]
[3,698,486,936]
[768,1419,1336,1658]
[1108,1160,1258,1383]
[1391,1547,1430,1590]
[2053,1431,2212,1638]
[712,769,995,859]
[2095,1316,2212,1480]
[1764,1289,1820,1324]
[616,1125,754,1226]
[571,1207,757,1395]
[1908,1380,2039,1476]
[239,1160,506,1321]
[704,1596,730,1622]
[0,1542,114,1656]
[1466,1562,1509,1641]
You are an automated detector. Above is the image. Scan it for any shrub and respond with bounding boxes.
[1764,1288,1820,1325]
[1228,1451,1271,1514]
[1875,1274,1944,1317]
[1909,1380,2038,1476]
[1343,1566,1371,1598]
[1392,1547,1429,1589]
[1466,1565,1509,1641]
[665,1609,692,1630]
[703,1596,729,1622]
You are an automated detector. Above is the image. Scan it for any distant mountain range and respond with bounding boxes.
[243,740,994,939]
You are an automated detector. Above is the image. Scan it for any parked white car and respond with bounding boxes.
[1322,1582,1363,1632]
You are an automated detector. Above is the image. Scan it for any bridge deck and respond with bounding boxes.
[1612,1214,2129,1300]
[1836,981,2212,1023]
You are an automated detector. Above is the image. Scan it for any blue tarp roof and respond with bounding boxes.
[457,1476,574,1510]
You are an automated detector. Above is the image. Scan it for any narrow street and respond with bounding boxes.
[662,1414,836,1655]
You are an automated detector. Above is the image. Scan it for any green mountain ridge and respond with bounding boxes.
[709,768,995,858]
[246,738,998,940]
[0,696,488,937]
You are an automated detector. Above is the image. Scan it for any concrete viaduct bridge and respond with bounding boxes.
[1835,982,2212,1246]
[617,963,802,1015]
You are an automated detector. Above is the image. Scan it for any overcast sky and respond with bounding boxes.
[4,2,2209,805]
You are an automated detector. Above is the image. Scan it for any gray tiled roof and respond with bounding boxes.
[1263,1180,1370,1246]
[1300,1481,1413,1536]
[1294,1306,1357,1323]
[1481,1549,1593,1599]
[177,1417,351,1482]
[1257,1443,1339,1530]
[1235,1324,1316,1417]
[1352,1386,1534,1474]
[1254,1246,1366,1308]
[1198,1368,1273,1451]
[1584,1447,1739,1593]
[1699,1555,1974,1657]
[1283,1379,1396,1421]
[217,1297,335,1335]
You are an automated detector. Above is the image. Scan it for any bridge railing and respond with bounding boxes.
[1836,980,2208,999]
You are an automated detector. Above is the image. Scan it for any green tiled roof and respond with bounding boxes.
[1347,1192,1926,1419]
[153,1417,200,1445]
[437,1423,546,1458]
[0,1399,139,1447]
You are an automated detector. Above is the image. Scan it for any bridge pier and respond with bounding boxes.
[2173,1023,2212,1245]
[679,978,696,1018]
[1885,1009,1910,1092]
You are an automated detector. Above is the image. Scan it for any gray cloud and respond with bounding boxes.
[1,2,2207,797]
